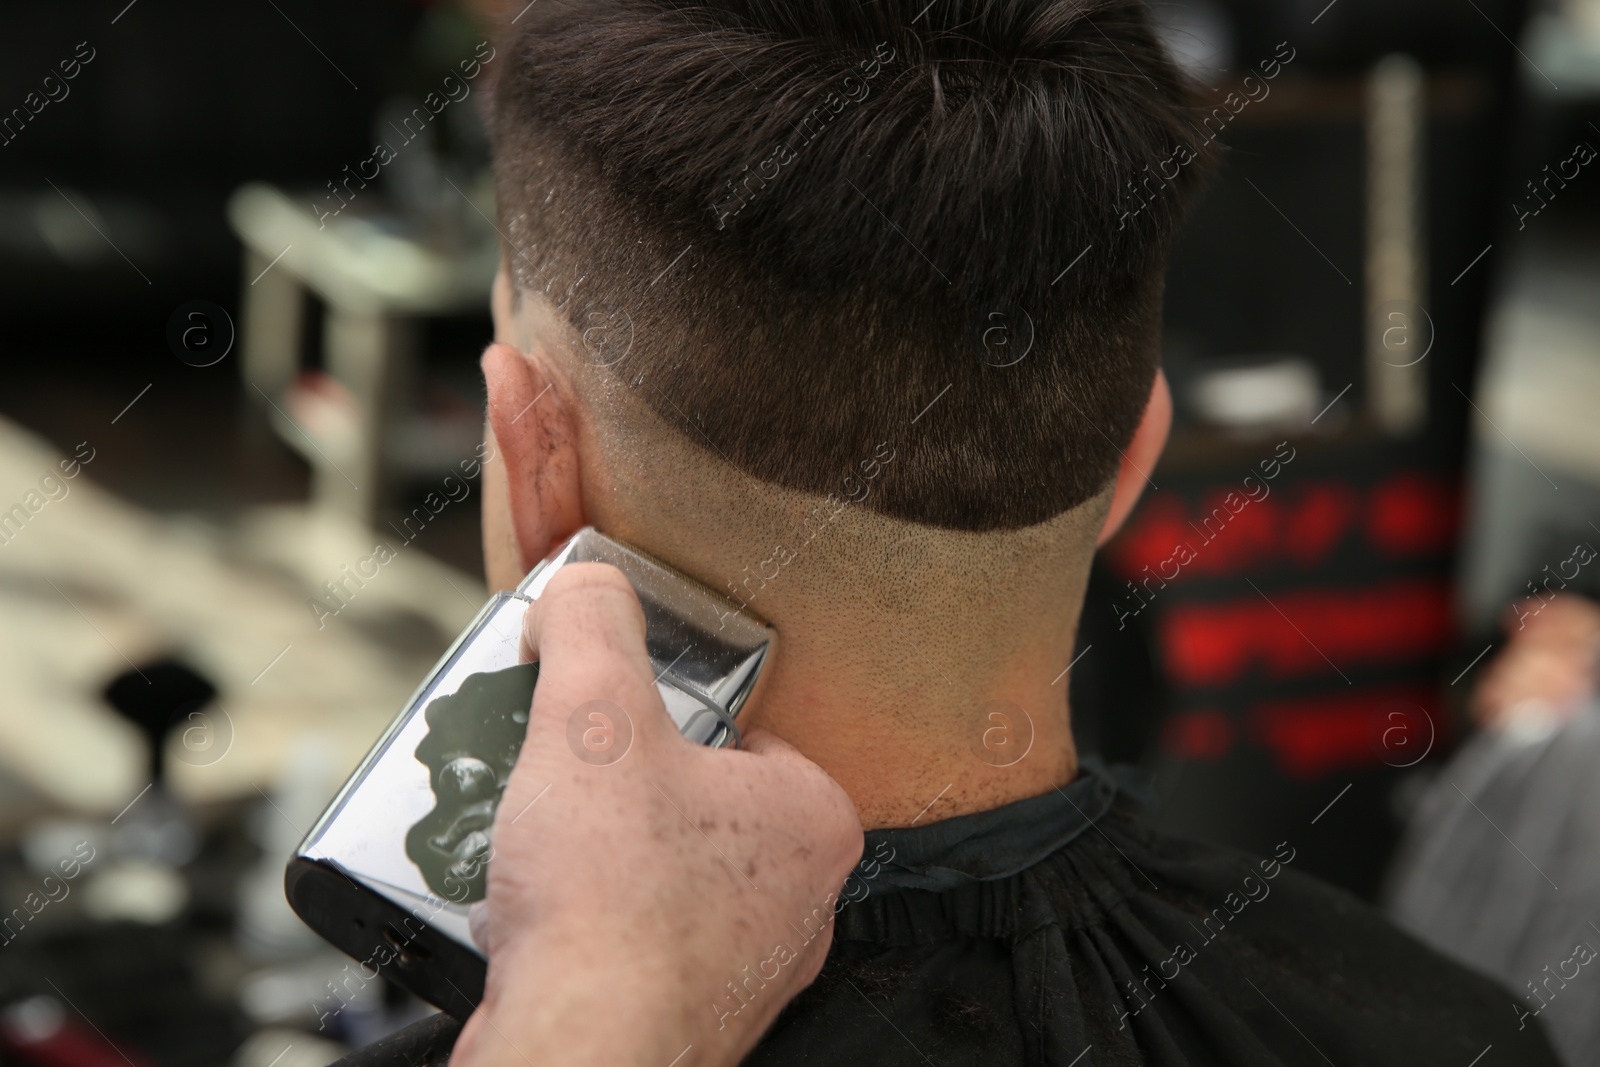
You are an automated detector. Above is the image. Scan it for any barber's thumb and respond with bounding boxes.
[518,563,671,756]
[522,565,654,684]
[524,561,647,650]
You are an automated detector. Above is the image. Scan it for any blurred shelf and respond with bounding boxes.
[227,182,497,523]
[226,184,497,317]
[1526,12,1600,97]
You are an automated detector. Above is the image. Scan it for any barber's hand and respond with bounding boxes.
[453,563,864,1067]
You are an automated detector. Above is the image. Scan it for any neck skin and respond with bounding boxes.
[583,488,1101,830]
[495,417,1096,828]
[746,598,1085,829]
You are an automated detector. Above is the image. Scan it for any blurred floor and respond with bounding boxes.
[0,363,488,828]
[0,413,482,819]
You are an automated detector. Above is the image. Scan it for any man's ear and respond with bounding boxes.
[1097,369,1172,547]
[482,342,587,574]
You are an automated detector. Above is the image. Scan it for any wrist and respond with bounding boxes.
[462,931,709,1067]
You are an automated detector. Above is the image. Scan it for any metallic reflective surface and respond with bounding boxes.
[290,528,774,982]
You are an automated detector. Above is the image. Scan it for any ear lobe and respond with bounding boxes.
[1097,369,1172,547]
[482,342,587,572]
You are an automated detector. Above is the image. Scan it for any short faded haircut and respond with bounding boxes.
[490,0,1211,531]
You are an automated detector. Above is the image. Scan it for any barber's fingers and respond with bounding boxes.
[738,727,865,861]
[740,727,862,824]
[520,562,667,741]
[740,727,809,761]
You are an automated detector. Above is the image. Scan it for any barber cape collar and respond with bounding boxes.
[862,760,1147,893]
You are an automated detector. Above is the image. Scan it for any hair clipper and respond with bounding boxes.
[285,528,774,1019]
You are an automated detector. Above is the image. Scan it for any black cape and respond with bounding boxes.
[745,762,1562,1066]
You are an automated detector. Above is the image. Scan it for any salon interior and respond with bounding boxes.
[2,0,1600,1062]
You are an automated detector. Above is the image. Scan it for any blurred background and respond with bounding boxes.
[1,0,1599,1063]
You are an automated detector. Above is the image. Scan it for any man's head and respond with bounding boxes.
[477,0,1205,798]
[481,0,1206,560]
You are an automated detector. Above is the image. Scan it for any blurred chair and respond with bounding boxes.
[228,182,497,522]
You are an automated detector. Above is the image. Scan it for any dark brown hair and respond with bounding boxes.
[491,0,1212,531]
